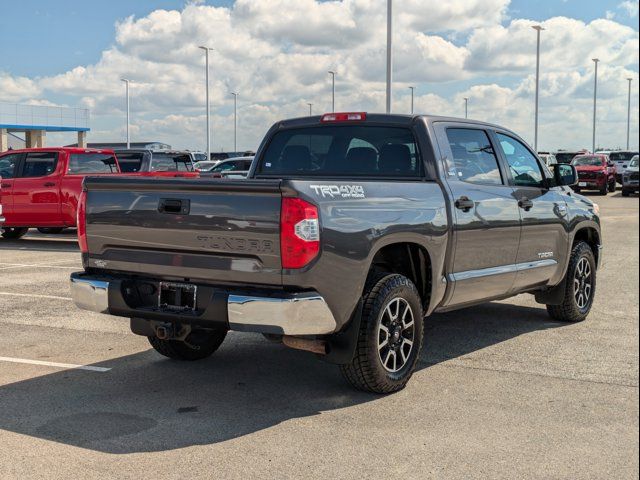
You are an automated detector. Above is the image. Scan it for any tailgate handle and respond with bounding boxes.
[158,198,190,215]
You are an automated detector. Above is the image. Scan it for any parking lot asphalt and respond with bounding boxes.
[0,192,638,480]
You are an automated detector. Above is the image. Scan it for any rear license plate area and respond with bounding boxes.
[158,282,197,311]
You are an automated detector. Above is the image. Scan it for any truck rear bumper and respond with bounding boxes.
[70,272,337,335]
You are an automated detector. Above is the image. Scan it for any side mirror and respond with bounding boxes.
[608,162,615,168]
[551,163,578,187]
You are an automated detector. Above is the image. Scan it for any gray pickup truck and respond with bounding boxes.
[70,113,602,393]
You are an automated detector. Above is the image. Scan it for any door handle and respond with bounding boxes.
[43,182,56,187]
[158,198,190,214]
[1,183,10,189]
[454,196,475,212]
[518,197,534,211]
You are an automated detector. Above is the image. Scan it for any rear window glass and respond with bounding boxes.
[258,126,422,177]
[151,153,193,172]
[609,152,638,162]
[116,152,145,173]
[68,153,118,174]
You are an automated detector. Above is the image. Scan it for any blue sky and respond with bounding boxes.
[1,0,636,78]
[1,0,638,151]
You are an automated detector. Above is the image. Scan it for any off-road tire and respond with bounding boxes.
[340,274,424,394]
[546,241,596,323]
[148,328,227,361]
[608,180,616,193]
[599,184,608,196]
[1,227,29,239]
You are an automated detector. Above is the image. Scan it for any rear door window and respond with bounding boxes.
[67,153,119,174]
[0,153,21,179]
[258,125,422,177]
[21,152,58,178]
[445,128,503,185]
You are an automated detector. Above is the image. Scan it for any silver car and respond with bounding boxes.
[621,155,639,197]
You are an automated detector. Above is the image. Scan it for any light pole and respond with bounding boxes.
[199,46,213,160]
[120,78,130,149]
[592,58,599,153]
[230,92,238,152]
[409,86,415,114]
[386,0,393,113]
[627,77,633,150]
[307,103,313,116]
[464,97,469,119]
[532,25,544,152]
[328,71,336,112]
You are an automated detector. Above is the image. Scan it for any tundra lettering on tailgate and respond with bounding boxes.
[196,235,275,253]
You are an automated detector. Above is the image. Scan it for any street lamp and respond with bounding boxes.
[328,71,336,112]
[307,103,313,116]
[386,0,393,113]
[627,77,633,150]
[532,25,544,152]
[199,46,214,160]
[230,92,238,153]
[120,78,130,149]
[592,58,599,153]
[409,86,415,114]
[464,97,469,119]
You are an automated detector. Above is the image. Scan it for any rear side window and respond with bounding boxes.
[68,153,118,174]
[116,153,144,173]
[22,152,58,178]
[0,153,21,179]
[446,128,503,185]
[258,126,422,177]
[151,153,193,172]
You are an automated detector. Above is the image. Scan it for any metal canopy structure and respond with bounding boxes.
[0,103,90,151]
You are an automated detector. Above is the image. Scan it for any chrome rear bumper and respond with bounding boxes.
[70,273,337,335]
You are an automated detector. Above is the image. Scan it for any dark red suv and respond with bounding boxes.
[571,154,616,195]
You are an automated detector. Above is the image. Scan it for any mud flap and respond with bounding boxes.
[322,300,363,365]
[535,281,567,306]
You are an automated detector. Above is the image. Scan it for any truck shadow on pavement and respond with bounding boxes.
[0,302,565,453]
[0,238,79,252]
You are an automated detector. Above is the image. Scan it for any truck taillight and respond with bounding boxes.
[280,197,320,269]
[320,112,366,122]
[77,190,88,253]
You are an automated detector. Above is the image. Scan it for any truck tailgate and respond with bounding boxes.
[83,177,283,286]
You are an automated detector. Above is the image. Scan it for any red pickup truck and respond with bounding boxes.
[0,147,121,239]
[571,154,617,195]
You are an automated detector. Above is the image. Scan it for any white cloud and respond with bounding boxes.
[1,1,638,152]
[618,0,639,18]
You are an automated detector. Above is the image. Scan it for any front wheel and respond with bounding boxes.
[546,241,596,323]
[148,327,227,361]
[340,274,424,394]
[599,184,608,196]
[1,227,29,240]
[608,180,616,193]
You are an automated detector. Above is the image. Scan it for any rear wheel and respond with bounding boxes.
[546,241,596,323]
[1,227,29,240]
[148,328,227,361]
[340,274,424,394]
[37,227,65,234]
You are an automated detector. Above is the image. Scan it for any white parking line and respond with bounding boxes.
[0,292,72,301]
[0,356,110,372]
[0,264,79,270]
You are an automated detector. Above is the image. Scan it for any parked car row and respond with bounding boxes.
[0,147,255,238]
